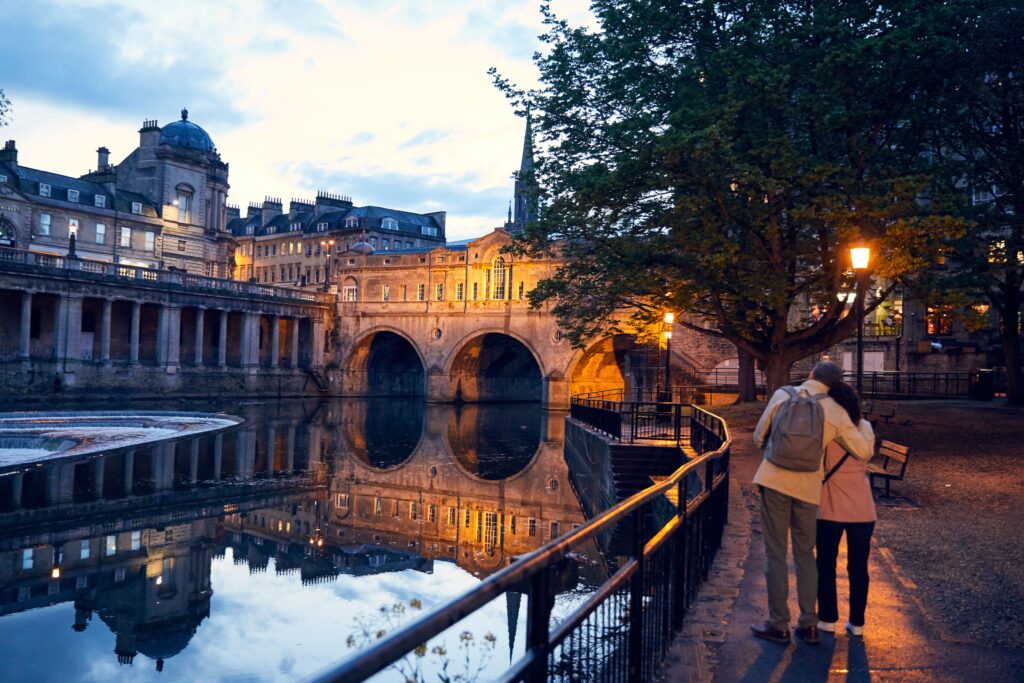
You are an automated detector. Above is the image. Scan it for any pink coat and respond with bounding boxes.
[818,441,877,523]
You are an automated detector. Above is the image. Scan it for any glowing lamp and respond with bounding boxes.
[51,567,61,579]
[663,312,675,325]
[850,246,871,271]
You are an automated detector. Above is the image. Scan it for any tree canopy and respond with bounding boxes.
[497,0,963,390]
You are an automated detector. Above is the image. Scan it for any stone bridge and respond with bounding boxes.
[330,229,736,409]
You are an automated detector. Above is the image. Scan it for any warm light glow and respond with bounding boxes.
[850,246,871,270]
[663,312,675,325]
[664,330,672,340]
[51,567,60,579]
[317,539,324,547]
[155,576,163,586]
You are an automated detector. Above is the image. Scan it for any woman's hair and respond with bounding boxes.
[828,381,861,424]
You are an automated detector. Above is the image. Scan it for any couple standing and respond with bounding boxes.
[751,361,877,644]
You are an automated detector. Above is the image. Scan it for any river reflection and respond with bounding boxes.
[0,399,599,682]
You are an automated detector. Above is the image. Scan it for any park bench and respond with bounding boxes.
[862,400,899,426]
[867,439,911,497]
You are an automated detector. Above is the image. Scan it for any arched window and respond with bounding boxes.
[492,257,507,300]
[0,217,16,246]
[382,217,399,230]
[342,277,358,302]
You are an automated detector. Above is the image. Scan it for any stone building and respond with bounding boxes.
[0,109,236,277]
[228,192,446,287]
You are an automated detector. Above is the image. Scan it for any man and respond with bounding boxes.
[751,361,875,645]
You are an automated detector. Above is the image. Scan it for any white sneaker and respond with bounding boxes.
[818,621,836,633]
[846,622,864,637]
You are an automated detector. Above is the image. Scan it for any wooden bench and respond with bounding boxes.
[867,440,910,497]
[862,400,899,426]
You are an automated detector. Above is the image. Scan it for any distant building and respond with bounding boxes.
[228,193,446,287]
[0,109,236,276]
[504,113,536,234]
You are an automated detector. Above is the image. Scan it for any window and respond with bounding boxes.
[39,213,51,236]
[271,245,277,256]
[336,493,350,508]
[926,306,953,335]
[120,227,131,248]
[177,193,191,222]
[528,518,537,537]
[343,282,358,302]
[382,217,399,230]
[76,575,88,589]
[114,567,125,582]
[95,222,105,244]
[290,221,301,231]
[306,244,312,256]
[550,521,559,538]
[131,531,141,551]
[21,548,33,570]
[80,540,90,560]
[510,516,517,535]
[447,507,457,526]
[39,183,51,197]
[68,189,79,203]
[317,222,328,232]
[105,535,117,556]
[131,201,142,214]
[382,238,389,250]
[410,502,418,520]
[177,239,186,252]
[428,505,437,523]
[464,510,471,528]
[456,282,464,301]
[369,237,377,248]
[406,241,413,249]
[492,258,507,299]
[518,282,525,300]
[144,232,155,251]
[94,194,106,208]
[422,225,438,237]
[68,218,79,238]
[485,270,491,299]
[345,217,359,228]
[435,283,444,301]
[972,187,995,205]
[382,284,390,302]
[417,284,425,301]
[483,513,499,554]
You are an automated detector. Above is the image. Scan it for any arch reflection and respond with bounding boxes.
[446,403,542,480]
[340,398,424,469]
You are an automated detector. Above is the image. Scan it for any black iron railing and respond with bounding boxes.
[570,390,692,445]
[308,406,731,683]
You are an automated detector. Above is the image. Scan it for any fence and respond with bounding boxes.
[309,405,731,683]
[839,371,971,399]
[570,390,692,445]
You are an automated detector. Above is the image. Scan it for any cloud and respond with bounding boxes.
[348,132,375,145]
[399,129,451,149]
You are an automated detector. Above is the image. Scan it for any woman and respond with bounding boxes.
[817,381,876,637]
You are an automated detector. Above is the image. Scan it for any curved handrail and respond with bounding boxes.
[307,405,731,683]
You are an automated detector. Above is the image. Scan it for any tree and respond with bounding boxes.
[0,89,10,127]
[930,0,1024,404]
[496,0,961,392]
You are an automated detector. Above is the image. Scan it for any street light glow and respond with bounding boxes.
[850,246,871,270]
[664,312,675,325]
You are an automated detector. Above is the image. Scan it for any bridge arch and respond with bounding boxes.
[341,326,427,397]
[443,329,545,403]
[565,334,641,398]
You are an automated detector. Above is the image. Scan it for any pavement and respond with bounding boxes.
[658,425,1024,682]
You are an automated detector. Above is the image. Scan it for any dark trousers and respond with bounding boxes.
[816,520,875,627]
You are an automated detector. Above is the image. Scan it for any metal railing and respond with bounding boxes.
[309,406,731,683]
[0,245,331,304]
[839,371,970,399]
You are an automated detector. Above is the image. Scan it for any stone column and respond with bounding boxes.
[18,292,31,360]
[266,424,277,472]
[239,313,252,369]
[164,305,181,373]
[189,439,199,483]
[47,464,75,506]
[10,472,23,509]
[543,374,570,411]
[213,433,223,480]
[124,450,135,495]
[156,304,167,366]
[194,307,206,366]
[311,319,325,368]
[290,318,300,368]
[285,426,295,472]
[242,313,260,370]
[93,457,105,499]
[153,444,174,491]
[269,316,280,368]
[54,296,68,362]
[129,302,141,365]
[100,299,112,365]
[217,310,228,367]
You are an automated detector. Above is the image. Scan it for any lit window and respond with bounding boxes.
[68,189,79,202]
[131,531,141,551]
[68,218,79,238]
[95,223,106,244]
[417,284,425,301]
[120,227,131,248]
[343,284,358,302]
[21,548,33,570]
[144,232,155,251]
[410,501,418,520]
[421,225,438,237]
[80,540,90,560]
[456,282,464,301]
[382,217,399,230]
[472,282,478,300]
[464,509,472,528]
[492,257,507,300]
[428,505,437,523]
[382,238,389,250]
[39,213,51,236]
[435,283,443,301]
[447,508,457,526]
[39,183,51,197]
[94,195,106,208]
[177,193,191,222]
[131,201,142,214]
[105,535,116,556]
[290,222,301,232]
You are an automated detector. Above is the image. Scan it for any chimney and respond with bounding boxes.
[315,190,353,211]
[226,203,241,221]
[261,196,283,227]
[96,147,110,171]
[289,197,314,216]
[139,119,160,148]
[0,140,17,169]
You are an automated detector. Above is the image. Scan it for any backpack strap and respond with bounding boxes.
[823,451,851,483]
[781,386,798,398]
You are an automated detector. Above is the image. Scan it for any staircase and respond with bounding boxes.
[305,369,330,396]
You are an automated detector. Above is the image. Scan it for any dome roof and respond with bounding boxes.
[159,109,215,152]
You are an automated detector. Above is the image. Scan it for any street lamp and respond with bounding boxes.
[320,239,335,292]
[850,246,871,394]
[662,312,674,401]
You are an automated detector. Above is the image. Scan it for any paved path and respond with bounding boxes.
[659,426,1024,682]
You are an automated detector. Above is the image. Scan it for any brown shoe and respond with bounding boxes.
[751,621,791,644]
[795,625,821,644]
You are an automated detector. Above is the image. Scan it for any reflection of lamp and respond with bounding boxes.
[850,246,871,393]
[51,544,62,579]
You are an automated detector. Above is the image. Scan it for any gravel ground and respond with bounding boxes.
[710,399,1024,651]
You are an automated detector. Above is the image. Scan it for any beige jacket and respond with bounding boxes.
[752,379,875,505]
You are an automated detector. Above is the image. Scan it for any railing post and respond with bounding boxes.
[628,508,647,680]
[525,567,554,683]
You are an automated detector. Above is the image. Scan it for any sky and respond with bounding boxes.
[0,0,593,241]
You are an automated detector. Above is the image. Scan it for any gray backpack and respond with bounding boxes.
[765,386,826,472]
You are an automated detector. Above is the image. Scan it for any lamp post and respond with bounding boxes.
[850,246,871,394]
[663,312,674,401]
[320,239,335,292]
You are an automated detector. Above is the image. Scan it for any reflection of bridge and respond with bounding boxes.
[333,230,736,409]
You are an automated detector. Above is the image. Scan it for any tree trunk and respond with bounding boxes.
[1001,293,1023,405]
[762,354,795,396]
[736,349,759,403]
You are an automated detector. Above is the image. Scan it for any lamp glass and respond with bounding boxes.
[850,247,871,270]
[663,312,675,324]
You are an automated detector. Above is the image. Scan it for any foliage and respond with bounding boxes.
[0,89,9,127]
[346,599,497,683]
[494,0,964,389]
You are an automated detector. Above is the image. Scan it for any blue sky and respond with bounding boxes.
[0,0,593,240]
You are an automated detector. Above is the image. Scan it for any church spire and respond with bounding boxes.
[510,111,536,234]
